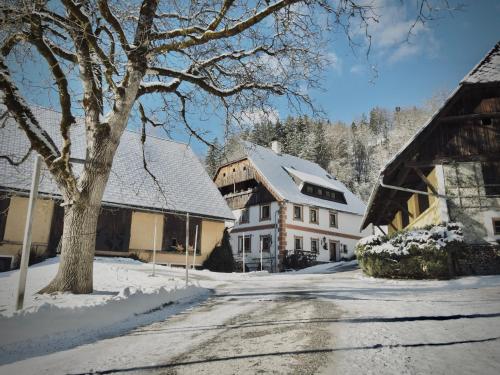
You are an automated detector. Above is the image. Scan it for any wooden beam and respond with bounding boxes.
[439,112,500,123]
[413,167,438,195]
[387,198,414,218]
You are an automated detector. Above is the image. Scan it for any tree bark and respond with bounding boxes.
[39,198,100,294]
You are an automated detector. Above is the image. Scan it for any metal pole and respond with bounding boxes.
[151,215,157,276]
[192,225,198,269]
[242,232,245,273]
[185,212,189,286]
[16,155,42,310]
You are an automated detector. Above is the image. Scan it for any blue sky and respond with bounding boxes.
[183,0,500,154]
[14,0,500,156]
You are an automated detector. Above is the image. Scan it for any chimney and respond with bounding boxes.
[271,140,281,155]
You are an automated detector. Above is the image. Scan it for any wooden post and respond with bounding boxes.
[151,215,157,277]
[185,212,189,286]
[192,225,198,269]
[242,232,245,273]
[260,237,263,271]
[16,155,42,310]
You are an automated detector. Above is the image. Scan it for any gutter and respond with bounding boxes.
[378,176,448,199]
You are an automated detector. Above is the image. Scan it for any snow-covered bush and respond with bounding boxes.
[356,223,464,279]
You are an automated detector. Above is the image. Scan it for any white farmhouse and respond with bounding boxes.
[213,141,372,271]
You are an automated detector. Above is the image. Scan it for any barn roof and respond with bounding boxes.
[0,105,234,221]
[361,41,500,230]
[240,142,366,215]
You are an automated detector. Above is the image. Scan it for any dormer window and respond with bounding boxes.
[301,183,347,204]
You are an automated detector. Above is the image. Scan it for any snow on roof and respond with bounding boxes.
[243,142,366,215]
[0,106,234,221]
[462,41,500,84]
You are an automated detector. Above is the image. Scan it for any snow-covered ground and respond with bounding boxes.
[0,257,209,363]
[1,259,500,374]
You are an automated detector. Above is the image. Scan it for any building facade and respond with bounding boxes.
[361,42,500,246]
[214,141,372,271]
[0,106,234,271]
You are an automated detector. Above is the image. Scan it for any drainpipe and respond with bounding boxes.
[273,208,279,273]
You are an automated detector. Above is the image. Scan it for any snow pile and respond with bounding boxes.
[0,257,208,358]
[295,260,358,274]
[357,222,464,256]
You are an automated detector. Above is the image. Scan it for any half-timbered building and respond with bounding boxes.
[0,106,234,271]
[361,42,500,247]
[213,141,372,271]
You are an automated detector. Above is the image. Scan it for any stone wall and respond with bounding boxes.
[443,162,500,244]
[454,244,500,276]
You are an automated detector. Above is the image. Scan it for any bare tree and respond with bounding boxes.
[0,0,454,293]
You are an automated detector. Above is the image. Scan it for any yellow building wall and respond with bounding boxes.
[3,196,54,244]
[129,211,164,250]
[131,218,225,267]
[0,196,54,261]
[389,168,442,234]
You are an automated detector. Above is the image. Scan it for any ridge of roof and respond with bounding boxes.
[461,41,500,84]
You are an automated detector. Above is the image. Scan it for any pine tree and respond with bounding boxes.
[205,138,223,177]
[202,229,235,273]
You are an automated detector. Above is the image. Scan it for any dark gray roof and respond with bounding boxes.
[462,41,500,84]
[0,106,234,221]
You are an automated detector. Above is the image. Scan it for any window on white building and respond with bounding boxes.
[294,236,303,251]
[293,205,303,221]
[238,235,251,253]
[260,204,271,221]
[239,208,249,224]
[260,235,272,252]
[311,238,319,253]
[309,207,319,224]
[329,211,338,228]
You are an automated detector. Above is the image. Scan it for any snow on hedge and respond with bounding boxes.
[357,222,464,256]
[0,257,208,362]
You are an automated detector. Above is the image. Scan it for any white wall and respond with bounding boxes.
[285,203,372,260]
[229,202,279,271]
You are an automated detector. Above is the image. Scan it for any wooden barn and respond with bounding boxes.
[0,106,234,271]
[361,42,500,247]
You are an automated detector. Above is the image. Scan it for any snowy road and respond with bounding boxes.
[2,265,500,375]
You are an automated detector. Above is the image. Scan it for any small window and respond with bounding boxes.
[483,162,500,196]
[171,238,178,247]
[493,218,500,235]
[311,238,319,253]
[239,208,249,224]
[223,172,226,177]
[306,185,313,193]
[329,211,338,228]
[233,168,236,172]
[293,205,303,221]
[260,235,271,252]
[309,207,319,224]
[343,244,348,254]
[482,117,492,125]
[260,204,271,221]
[238,235,251,253]
[294,236,303,250]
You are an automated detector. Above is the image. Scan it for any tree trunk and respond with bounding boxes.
[39,197,101,294]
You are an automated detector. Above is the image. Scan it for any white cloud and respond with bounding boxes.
[355,0,439,64]
[327,51,343,74]
[349,64,365,75]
